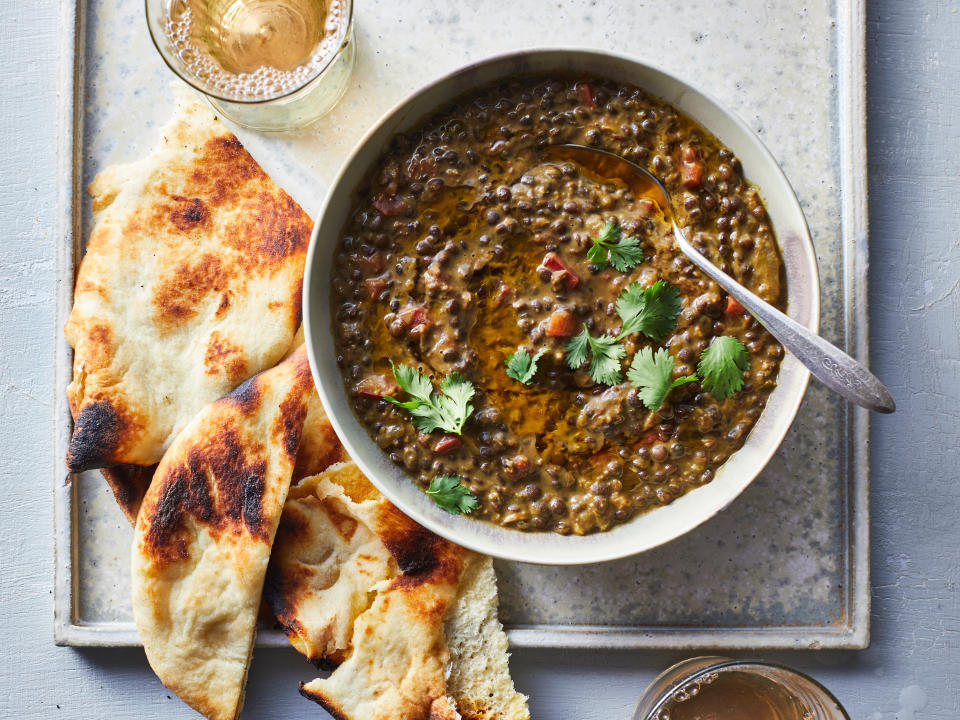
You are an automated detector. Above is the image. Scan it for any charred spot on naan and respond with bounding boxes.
[141,426,272,567]
[67,397,142,472]
[203,136,267,206]
[101,464,156,524]
[290,274,304,330]
[167,195,211,232]
[228,192,311,275]
[223,372,264,414]
[152,253,228,325]
[275,390,309,460]
[204,331,247,381]
[375,504,463,580]
[298,686,350,720]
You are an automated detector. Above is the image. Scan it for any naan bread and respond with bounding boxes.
[264,462,437,665]
[269,462,529,720]
[65,95,310,472]
[282,329,346,484]
[264,464,398,665]
[298,522,468,720]
[292,381,346,484]
[131,346,313,720]
[101,350,344,525]
[444,557,531,720]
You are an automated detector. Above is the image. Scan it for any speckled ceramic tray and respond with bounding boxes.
[54,0,870,648]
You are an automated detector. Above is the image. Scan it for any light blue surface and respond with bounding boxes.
[0,1,957,718]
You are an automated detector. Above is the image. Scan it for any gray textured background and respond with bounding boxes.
[1,0,957,718]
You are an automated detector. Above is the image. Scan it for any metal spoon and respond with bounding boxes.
[543,143,895,413]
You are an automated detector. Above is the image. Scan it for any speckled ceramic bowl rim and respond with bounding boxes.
[304,48,818,566]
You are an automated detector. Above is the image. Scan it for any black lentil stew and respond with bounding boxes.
[332,76,786,535]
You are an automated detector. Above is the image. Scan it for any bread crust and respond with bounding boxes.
[66,96,310,473]
[131,347,313,720]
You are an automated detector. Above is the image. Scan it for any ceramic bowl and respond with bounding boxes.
[303,49,817,565]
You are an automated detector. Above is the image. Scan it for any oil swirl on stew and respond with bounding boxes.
[332,76,785,534]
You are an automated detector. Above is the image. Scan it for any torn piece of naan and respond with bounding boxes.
[298,522,468,720]
[131,346,313,720]
[267,461,530,720]
[65,94,310,473]
[263,462,430,665]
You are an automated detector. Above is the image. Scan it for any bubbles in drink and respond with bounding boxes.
[165,0,346,101]
[657,670,812,720]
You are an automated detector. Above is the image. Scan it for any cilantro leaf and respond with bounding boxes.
[564,325,626,386]
[626,346,698,410]
[616,279,683,341]
[588,220,644,271]
[564,329,590,371]
[505,347,547,385]
[698,335,750,401]
[385,363,475,434]
[426,474,479,514]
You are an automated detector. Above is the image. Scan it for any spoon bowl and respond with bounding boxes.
[544,143,895,414]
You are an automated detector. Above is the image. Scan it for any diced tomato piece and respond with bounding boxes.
[433,434,461,454]
[501,454,531,479]
[544,309,578,338]
[637,198,656,216]
[725,296,747,316]
[681,161,703,188]
[373,194,407,216]
[356,374,399,398]
[357,253,383,275]
[398,304,428,329]
[538,251,580,289]
[640,430,665,445]
[680,146,704,189]
[364,274,388,299]
[577,82,596,110]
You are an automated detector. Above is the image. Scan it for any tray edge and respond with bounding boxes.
[53,0,83,648]
[52,0,871,650]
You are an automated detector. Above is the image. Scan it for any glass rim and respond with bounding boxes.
[144,0,354,105]
[640,658,850,720]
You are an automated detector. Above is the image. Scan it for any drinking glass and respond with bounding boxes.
[145,0,355,131]
[633,656,850,720]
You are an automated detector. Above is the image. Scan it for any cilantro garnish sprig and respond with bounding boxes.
[626,336,751,409]
[616,279,682,341]
[626,347,700,410]
[426,474,479,514]
[587,221,644,271]
[698,335,751,400]
[384,362,475,434]
[565,325,626,386]
[505,347,547,385]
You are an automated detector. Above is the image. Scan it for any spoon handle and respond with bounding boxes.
[674,230,895,413]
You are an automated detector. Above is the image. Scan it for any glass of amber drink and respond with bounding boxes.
[146,0,355,131]
[633,656,850,720]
